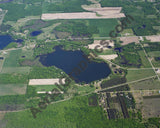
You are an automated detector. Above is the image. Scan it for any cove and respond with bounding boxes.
[0,35,14,50]
[39,46,111,83]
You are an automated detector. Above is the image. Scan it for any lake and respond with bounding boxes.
[39,46,111,83]
[30,31,42,36]
[0,35,14,50]
[0,0,13,3]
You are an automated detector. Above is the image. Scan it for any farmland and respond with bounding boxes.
[0,0,160,127]
[126,69,155,82]
[2,95,146,128]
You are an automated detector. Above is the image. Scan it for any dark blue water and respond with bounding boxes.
[30,31,42,36]
[0,35,14,50]
[0,0,13,3]
[39,46,111,83]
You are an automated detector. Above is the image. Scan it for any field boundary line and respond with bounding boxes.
[98,75,157,92]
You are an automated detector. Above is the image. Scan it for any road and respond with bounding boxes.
[139,42,160,81]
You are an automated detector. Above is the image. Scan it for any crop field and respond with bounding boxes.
[29,79,65,85]
[1,67,31,74]
[126,69,155,82]
[138,50,152,68]
[2,49,21,68]
[120,37,139,46]
[1,49,31,74]
[143,96,160,118]
[0,84,27,96]
[130,78,160,90]
[41,12,125,20]
[148,51,160,57]
[145,35,160,42]
[88,19,118,37]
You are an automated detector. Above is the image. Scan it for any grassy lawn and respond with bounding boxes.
[0,84,27,96]
[2,95,145,128]
[138,50,152,68]
[126,69,155,82]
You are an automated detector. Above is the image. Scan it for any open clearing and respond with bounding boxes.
[1,49,30,73]
[142,96,160,118]
[99,54,118,60]
[120,37,139,45]
[145,35,160,42]
[88,40,114,49]
[126,69,155,82]
[0,84,27,96]
[41,12,125,20]
[138,50,152,68]
[29,79,65,85]
[148,51,160,57]
[32,85,58,92]
[41,7,125,20]
[130,78,160,90]
[1,67,30,74]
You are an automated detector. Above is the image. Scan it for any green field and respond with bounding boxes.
[88,19,118,37]
[126,69,155,82]
[1,49,31,73]
[130,78,160,90]
[76,85,95,94]
[3,49,22,68]
[2,95,145,128]
[138,50,152,68]
[0,84,27,96]
[31,85,58,92]
[148,51,160,57]
[1,67,31,74]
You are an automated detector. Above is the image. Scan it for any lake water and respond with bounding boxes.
[39,46,111,83]
[30,31,42,36]
[0,0,13,3]
[0,35,14,50]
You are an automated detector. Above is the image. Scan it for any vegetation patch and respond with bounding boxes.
[126,69,155,82]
